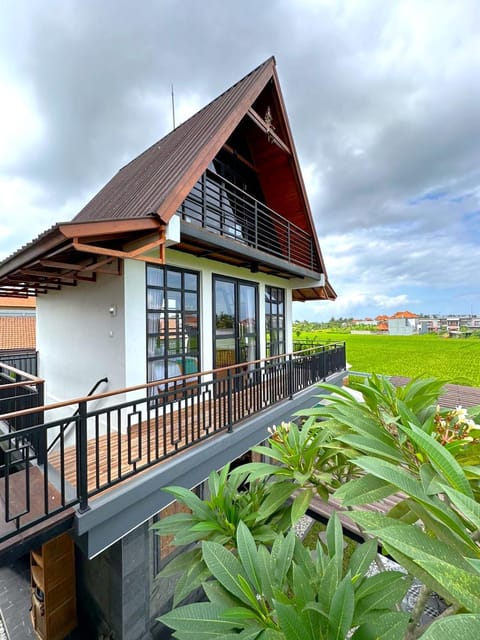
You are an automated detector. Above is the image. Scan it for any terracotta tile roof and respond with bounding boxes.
[0,316,36,350]
[0,296,36,309]
[391,310,418,319]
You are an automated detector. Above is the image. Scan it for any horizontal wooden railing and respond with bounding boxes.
[0,343,346,543]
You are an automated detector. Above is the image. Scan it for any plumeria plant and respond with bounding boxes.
[155,375,480,639]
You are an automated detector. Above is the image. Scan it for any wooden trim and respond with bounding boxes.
[72,237,166,264]
[222,143,258,172]
[247,108,291,155]
[59,217,162,239]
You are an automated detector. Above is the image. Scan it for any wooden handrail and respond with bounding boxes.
[0,344,345,421]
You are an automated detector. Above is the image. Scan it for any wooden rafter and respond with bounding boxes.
[72,226,166,265]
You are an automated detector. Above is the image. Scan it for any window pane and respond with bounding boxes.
[147,289,164,310]
[147,266,163,287]
[147,312,161,333]
[184,272,198,291]
[167,269,182,289]
[185,292,197,311]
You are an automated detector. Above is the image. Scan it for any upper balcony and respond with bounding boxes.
[0,344,346,561]
[176,169,322,280]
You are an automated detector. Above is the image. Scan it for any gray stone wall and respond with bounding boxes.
[77,523,152,639]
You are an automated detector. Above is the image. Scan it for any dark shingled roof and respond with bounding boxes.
[74,57,276,225]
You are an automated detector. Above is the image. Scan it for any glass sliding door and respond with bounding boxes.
[213,276,258,373]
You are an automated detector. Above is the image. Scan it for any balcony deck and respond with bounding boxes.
[389,376,480,408]
[176,169,322,280]
[47,385,257,493]
[0,345,346,559]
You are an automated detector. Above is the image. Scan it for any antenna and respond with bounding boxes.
[171,84,176,130]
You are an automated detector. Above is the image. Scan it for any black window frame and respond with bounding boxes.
[265,285,285,357]
[146,265,200,388]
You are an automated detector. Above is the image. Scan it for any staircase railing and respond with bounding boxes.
[47,377,109,453]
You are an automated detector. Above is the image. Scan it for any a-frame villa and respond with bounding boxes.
[0,57,345,639]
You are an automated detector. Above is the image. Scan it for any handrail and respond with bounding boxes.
[0,345,345,421]
[47,377,109,452]
[0,361,43,385]
[0,343,347,543]
[179,168,320,272]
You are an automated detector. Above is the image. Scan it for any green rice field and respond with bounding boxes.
[294,332,480,387]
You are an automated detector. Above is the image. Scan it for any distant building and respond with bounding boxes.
[0,296,36,351]
[387,310,430,336]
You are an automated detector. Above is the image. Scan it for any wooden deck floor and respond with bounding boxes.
[390,377,480,408]
[0,466,74,560]
[308,493,403,540]
[47,385,273,495]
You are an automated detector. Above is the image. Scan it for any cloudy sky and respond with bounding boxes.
[0,0,479,321]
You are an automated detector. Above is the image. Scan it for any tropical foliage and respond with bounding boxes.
[154,375,480,639]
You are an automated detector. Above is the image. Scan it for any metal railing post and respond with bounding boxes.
[287,221,291,263]
[77,400,90,512]
[227,367,233,433]
[287,353,293,399]
[36,381,46,465]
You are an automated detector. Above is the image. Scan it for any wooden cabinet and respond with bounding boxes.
[30,533,77,640]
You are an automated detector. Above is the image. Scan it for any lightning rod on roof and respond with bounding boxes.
[171,84,176,130]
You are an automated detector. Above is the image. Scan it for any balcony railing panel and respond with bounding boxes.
[0,350,38,376]
[178,169,320,272]
[0,362,45,461]
[0,343,346,543]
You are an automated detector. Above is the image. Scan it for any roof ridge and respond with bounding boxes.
[114,57,275,177]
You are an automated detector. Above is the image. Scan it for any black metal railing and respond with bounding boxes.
[0,362,44,457]
[47,377,109,453]
[0,343,345,543]
[0,349,38,376]
[178,169,320,272]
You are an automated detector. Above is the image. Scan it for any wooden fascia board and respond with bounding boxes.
[270,68,329,279]
[59,217,163,240]
[153,61,276,226]
[0,228,67,280]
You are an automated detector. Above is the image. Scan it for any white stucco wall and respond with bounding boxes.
[37,271,126,405]
[123,259,147,389]
[36,249,298,413]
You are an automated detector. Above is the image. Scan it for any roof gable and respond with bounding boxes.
[74,58,278,226]
[0,58,335,300]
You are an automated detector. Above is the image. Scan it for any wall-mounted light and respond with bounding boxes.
[109,304,117,317]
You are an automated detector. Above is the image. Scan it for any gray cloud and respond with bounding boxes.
[0,0,479,319]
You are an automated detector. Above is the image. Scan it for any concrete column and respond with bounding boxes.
[77,523,152,639]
